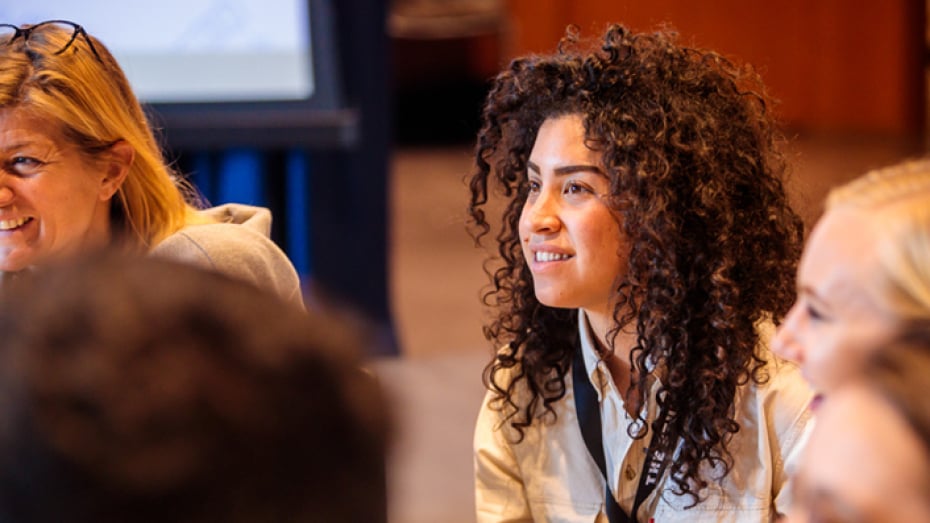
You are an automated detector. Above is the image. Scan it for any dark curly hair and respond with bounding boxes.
[467,24,804,504]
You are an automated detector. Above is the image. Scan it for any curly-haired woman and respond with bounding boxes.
[469,25,814,522]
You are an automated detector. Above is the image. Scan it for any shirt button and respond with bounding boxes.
[625,464,636,480]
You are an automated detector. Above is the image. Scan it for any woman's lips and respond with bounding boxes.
[810,393,825,411]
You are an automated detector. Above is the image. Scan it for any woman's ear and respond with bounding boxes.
[99,140,133,200]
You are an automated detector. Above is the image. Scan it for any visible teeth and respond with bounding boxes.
[0,217,29,231]
[536,251,571,262]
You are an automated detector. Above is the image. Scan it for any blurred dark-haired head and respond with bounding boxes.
[0,253,389,523]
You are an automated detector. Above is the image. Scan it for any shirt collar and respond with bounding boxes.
[577,309,666,401]
[577,309,608,394]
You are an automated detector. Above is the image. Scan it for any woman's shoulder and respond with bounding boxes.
[151,205,303,306]
[736,344,814,448]
[483,345,524,396]
[481,345,544,412]
[756,352,810,394]
[153,215,281,269]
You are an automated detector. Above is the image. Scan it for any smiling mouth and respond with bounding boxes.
[535,251,573,262]
[0,217,33,231]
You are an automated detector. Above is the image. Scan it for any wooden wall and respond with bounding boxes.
[500,0,925,135]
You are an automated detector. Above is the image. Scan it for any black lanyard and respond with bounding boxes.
[572,345,673,523]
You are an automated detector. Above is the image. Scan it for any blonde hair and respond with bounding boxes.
[0,22,203,252]
[826,158,930,324]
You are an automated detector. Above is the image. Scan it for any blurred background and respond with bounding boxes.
[7,1,929,521]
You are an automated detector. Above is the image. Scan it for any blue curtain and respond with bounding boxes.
[186,148,311,279]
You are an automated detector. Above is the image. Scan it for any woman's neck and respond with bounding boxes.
[583,307,642,414]
[583,308,637,365]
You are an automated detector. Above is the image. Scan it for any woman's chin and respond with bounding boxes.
[0,250,39,273]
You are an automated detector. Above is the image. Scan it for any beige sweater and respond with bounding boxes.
[150,203,304,308]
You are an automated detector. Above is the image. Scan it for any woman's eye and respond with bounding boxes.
[565,181,590,195]
[8,156,44,174]
[806,303,825,321]
[527,180,541,193]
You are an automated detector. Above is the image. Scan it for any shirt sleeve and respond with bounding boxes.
[474,389,534,523]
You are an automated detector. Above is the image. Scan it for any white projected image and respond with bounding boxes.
[0,0,314,103]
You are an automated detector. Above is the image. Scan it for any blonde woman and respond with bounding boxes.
[0,20,302,306]
[772,158,930,395]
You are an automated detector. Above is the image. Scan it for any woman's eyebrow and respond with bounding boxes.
[1,141,36,152]
[527,160,607,178]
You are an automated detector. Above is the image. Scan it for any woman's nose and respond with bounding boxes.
[0,184,13,206]
[771,306,805,364]
[522,193,561,234]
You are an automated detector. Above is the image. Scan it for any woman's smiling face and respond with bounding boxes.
[519,114,629,318]
[771,207,900,393]
[0,107,120,272]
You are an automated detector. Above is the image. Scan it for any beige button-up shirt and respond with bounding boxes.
[474,310,814,522]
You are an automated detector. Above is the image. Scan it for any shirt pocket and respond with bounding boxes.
[528,496,607,523]
[653,486,770,521]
